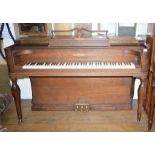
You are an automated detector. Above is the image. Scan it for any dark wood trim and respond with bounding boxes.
[32,103,132,111]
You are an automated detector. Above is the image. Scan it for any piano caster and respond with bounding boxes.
[18,118,22,124]
[148,120,153,131]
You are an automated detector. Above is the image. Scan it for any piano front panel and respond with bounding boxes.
[31,77,132,111]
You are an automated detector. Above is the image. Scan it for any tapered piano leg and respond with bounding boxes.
[11,78,22,123]
[148,102,154,131]
[148,72,155,131]
[137,78,146,122]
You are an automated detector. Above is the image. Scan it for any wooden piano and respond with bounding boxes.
[5,28,151,129]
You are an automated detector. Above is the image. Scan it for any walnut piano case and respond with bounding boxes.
[4,29,150,129]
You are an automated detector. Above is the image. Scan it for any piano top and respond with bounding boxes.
[15,36,145,47]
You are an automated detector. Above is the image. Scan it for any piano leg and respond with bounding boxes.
[11,78,22,123]
[148,72,154,131]
[148,97,155,131]
[137,77,146,122]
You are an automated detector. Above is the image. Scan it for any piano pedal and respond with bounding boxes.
[74,104,89,112]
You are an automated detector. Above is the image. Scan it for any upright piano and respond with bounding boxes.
[5,28,151,129]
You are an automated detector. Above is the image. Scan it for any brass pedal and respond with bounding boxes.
[74,104,89,112]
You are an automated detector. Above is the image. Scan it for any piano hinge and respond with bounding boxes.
[74,104,89,112]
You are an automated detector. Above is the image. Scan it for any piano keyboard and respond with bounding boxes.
[22,61,136,69]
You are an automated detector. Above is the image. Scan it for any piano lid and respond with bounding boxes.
[14,28,145,47]
[109,36,143,46]
[49,35,110,47]
[15,36,50,46]
[15,35,144,47]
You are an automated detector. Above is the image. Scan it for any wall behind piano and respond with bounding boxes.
[0,23,15,64]
[13,23,150,38]
[0,23,153,99]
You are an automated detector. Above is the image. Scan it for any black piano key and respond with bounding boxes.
[89,62,92,65]
[45,62,50,65]
[30,62,36,65]
[37,62,44,65]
